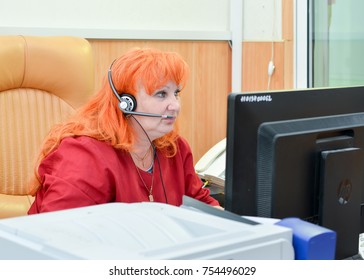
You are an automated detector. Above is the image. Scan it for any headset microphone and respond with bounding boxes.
[108,64,173,119]
[118,106,173,119]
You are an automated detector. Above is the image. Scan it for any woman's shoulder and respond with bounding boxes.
[61,135,103,146]
[55,136,125,167]
[175,136,192,153]
[60,136,116,154]
[176,135,188,145]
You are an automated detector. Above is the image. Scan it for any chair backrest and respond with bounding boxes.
[0,35,95,218]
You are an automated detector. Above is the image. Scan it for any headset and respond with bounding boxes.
[108,61,173,119]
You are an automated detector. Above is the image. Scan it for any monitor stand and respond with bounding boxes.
[319,147,364,259]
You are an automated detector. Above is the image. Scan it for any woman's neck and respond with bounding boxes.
[130,144,154,171]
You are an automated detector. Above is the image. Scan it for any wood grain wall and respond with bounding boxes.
[87,0,294,163]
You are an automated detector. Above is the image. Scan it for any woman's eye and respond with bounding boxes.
[155,91,167,97]
[174,89,181,97]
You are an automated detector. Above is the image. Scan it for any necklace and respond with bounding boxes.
[134,161,154,202]
[131,146,151,168]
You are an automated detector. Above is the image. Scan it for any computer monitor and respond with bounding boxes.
[225,86,364,259]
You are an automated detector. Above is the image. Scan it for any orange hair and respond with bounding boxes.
[30,48,189,193]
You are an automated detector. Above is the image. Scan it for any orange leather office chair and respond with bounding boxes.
[0,35,95,218]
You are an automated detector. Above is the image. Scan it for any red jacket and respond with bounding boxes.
[28,136,219,214]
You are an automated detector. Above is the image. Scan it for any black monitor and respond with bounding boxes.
[225,86,364,259]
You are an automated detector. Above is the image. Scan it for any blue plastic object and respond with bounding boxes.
[276,217,336,260]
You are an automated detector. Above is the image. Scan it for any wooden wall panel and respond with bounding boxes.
[283,0,294,89]
[283,0,294,41]
[88,40,231,163]
[190,42,231,161]
[242,41,285,92]
[284,40,294,89]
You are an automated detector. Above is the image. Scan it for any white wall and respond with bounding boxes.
[0,0,281,41]
[0,0,228,31]
[243,0,282,41]
[0,0,230,40]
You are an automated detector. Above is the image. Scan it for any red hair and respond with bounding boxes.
[30,48,189,193]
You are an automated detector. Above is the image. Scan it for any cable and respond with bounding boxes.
[267,0,277,90]
[130,115,168,203]
[154,146,169,204]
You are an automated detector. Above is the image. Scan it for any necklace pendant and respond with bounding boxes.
[148,194,154,202]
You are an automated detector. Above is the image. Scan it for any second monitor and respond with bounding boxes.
[225,86,364,259]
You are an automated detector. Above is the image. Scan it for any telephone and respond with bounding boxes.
[195,138,226,192]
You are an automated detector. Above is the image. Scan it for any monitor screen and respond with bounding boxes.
[225,86,364,259]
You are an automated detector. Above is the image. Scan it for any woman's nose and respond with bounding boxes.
[167,95,180,111]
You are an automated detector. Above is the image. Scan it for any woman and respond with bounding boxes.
[28,47,220,214]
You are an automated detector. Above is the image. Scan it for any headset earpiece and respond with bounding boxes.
[119,93,137,112]
[108,61,137,114]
